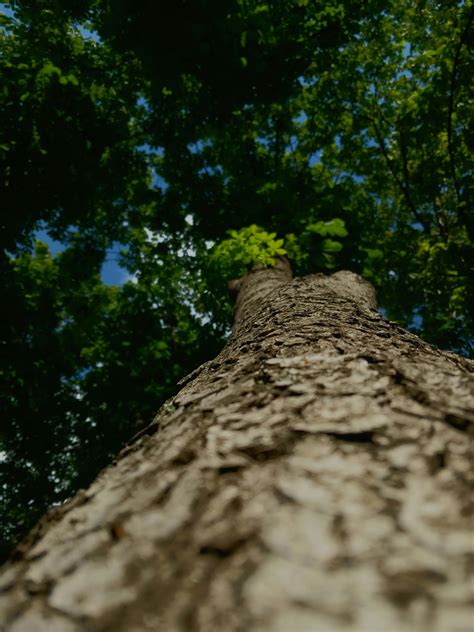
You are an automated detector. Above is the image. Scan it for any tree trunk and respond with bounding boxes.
[1,263,473,632]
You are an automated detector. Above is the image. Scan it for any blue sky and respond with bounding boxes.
[100,246,131,285]
[36,230,131,286]
[0,3,14,18]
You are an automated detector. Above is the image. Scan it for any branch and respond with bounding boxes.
[433,198,450,243]
[447,6,473,238]
[370,116,430,234]
[398,133,425,228]
[366,83,430,233]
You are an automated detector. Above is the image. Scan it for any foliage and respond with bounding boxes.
[209,225,287,282]
[285,218,348,272]
[0,4,148,253]
[92,0,373,120]
[209,218,348,285]
[1,0,472,556]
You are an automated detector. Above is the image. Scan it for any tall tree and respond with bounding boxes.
[1,0,472,558]
[0,263,472,630]
[0,0,382,550]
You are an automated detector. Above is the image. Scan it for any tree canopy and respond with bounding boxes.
[1,0,472,556]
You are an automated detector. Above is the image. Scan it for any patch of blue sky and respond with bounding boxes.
[0,3,15,18]
[34,229,130,286]
[297,76,318,88]
[293,111,308,126]
[137,143,164,157]
[150,167,169,192]
[338,171,365,184]
[35,229,66,256]
[136,144,169,192]
[0,2,16,34]
[137,96,150,109]
[410,313,423,330]
[395,68,413,81]
[101,243,130,285]
[187,139,213,154]
[363,136,379,149]
[75,23,101,43]
[284,135,299,154]
[255,136,271,148]
[197,164,224,177]
[308,150,323,167]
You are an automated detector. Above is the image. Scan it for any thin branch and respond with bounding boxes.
[447,6,473,238]
[398,133,422,225]
[356,79,429,233]
[370,116,430,234]
[370,85,430,233]
[433,198,450,243]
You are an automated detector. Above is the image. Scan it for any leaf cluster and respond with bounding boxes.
[209,225,287,281]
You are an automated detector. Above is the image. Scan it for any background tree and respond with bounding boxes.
[0,0,472,557]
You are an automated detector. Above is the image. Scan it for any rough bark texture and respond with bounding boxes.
[1,266,473,632]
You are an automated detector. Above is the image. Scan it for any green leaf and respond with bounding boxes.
[321,239,343,253]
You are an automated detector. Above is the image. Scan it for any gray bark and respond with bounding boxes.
[1,264,473,632]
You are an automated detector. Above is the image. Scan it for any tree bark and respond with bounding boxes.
[1,265,473,632]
